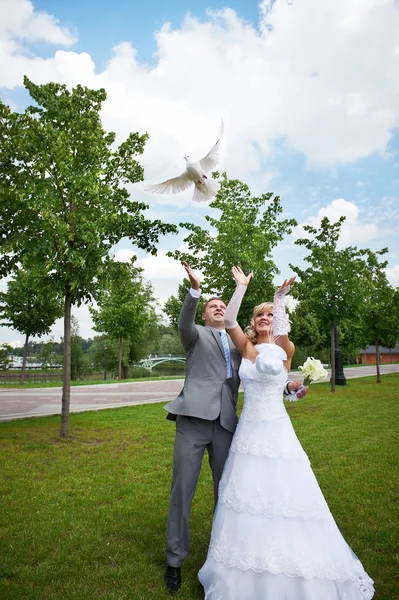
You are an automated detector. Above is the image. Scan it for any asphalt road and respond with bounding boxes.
[0,364,398,422]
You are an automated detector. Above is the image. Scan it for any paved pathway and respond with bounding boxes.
[0,364,398,422]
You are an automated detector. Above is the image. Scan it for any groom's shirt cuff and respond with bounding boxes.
[189,288,201,298]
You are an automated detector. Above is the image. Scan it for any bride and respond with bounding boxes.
[198,267,374,600]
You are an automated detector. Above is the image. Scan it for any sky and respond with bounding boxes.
[1,0,399,346]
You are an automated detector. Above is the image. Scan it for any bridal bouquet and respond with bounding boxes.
[286,357,328,402]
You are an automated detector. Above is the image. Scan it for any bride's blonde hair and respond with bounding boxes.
[244,302,273,343]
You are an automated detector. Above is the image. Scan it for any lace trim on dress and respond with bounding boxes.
[209,536,374,599]
[239,402,289,421]
[218,481,333,521]
[230,431,309,462]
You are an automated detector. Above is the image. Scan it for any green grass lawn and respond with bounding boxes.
[0,375,398,600]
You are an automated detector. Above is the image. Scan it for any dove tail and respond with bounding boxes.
[192,178,220,203]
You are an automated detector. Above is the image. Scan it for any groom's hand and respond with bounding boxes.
[183,261,200,291]
[288,381,308,398]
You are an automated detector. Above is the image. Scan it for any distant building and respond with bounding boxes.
[9,356,48,369]
[10,355,23,368]
[360,343,399,365]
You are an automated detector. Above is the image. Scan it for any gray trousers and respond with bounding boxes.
[166,415,233,568]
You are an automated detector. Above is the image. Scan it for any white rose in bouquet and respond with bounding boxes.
[299,357,328,386]
[286,357,328,402]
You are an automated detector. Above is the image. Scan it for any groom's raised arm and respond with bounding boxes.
[178,262,201,350]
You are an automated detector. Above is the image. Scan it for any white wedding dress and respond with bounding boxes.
[198,343,374,600]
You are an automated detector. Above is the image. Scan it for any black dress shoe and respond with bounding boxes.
[165,565,181,593]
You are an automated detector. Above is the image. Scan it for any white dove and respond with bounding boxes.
[145,121,224,202]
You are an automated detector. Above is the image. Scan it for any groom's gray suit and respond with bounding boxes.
[164,290,241,568]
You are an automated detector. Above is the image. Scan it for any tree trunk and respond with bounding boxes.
[21,333,29,385]
[376,340,381,384]
[60,290,72,438]
[118,336,123,380]
[330,324,336,393]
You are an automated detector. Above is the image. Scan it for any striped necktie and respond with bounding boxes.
[219,331,232,378]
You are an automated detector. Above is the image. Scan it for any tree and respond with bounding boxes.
[290,217,367,392]
[338,319,366,366]
[360,249,399,382]
[158,332,184,356]
[288,303,330,369]
[90,259,158,379]
[0,268,63,384]
[38,340,63,377]
[164,278,206,330]
[0,344,12,370]
[168,174,296,327]
[289,303,328,352]
[70,316,88,380]
[128,305,161,364]
[0,78,176,436]
[87,335,124,378]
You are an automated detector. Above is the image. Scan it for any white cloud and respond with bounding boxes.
[137,249,183,281]
[114,246,184,282]
[364,195,399,227]
[0,0,76,44]
[8,340,22,349]
[1,0,398,173]
[293,198,380,246]
[1,0,399,341]
[386,264,399,287]
[113,248,137,263]
[0,0,78,89]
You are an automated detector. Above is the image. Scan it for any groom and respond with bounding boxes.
[163,262,306,593]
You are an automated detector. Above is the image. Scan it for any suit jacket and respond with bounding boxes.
[163,291,241,433]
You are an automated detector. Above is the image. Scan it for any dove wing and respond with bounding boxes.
[199,119,224,174]
[144,171,193,195]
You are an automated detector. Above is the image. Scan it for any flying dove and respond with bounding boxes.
[145,121,224,202]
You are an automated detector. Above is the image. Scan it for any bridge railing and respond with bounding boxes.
[133,356,186,370]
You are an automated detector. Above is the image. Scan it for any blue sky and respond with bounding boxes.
[32,0,261,68]
[1,0,399,344]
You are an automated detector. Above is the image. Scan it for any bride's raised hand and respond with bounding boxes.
[232,266,253,287]
[276,276,296,297]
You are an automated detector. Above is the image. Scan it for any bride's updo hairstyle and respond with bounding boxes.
[244,302,273,343]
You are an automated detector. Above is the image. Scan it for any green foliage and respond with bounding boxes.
[358,249,399,381]
[338,319,367,365]
[289,304,328,351]
[289,345,330,371]
[0,77,177,433]
[0,268,63,339]
[87,335,124,376]
[290,217,367,327]
[360,249,399,349]
[11,340,64,358]
[0,78,176,301]
[157,332,184,356]
[38,340,63,372]
[90,258,159,376]
[128,306,160,363]
[70,316,89,380]
[0,344,12,370]
[290,217,369,390]
[164,278,205,329]
[168,173,296,327]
